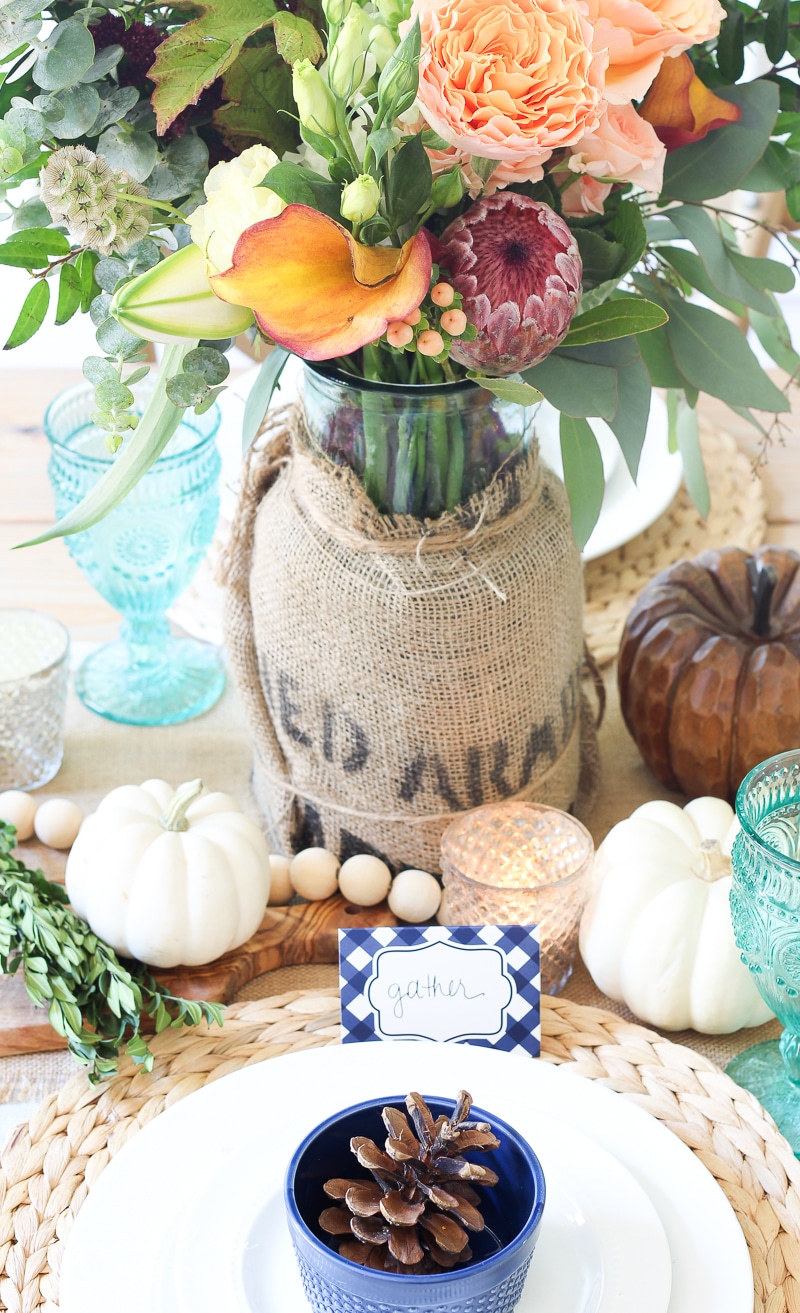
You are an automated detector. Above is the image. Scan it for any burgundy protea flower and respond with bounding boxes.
[437,194,582,376]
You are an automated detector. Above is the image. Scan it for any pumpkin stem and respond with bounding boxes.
[747,556,778,638]
[160,779,204,832]
[692,839,731,883]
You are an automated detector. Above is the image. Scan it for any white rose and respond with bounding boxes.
[188,145,285,276]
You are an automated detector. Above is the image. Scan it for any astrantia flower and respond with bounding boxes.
[438,193,582,375]
[40,147,152,256]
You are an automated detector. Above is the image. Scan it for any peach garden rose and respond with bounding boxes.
[406,0,608,184]
[584,0,725,102]
[568,102,666,194]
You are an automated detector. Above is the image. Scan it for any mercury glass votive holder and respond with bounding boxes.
[440,802,595,994]
[0,609,69,790]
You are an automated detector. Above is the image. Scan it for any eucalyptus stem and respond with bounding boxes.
[362,390,389,511]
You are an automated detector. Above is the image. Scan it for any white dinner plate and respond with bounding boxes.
[170,1112,671,1313]
[59,1042,753,1313]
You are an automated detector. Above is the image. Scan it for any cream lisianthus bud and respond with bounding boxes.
[328,8,368,97]
[188,144,284,276]
[293,58,338,136]
[340,173,380,223]
[366,20,397,69]
[323,0,352,24]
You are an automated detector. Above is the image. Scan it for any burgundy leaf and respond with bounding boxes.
[419,1212,469,1253]
[345,1182,384,1217]
[319,1206,354,1235]
[379,1189,426,1226]
[388,1223,424,1266]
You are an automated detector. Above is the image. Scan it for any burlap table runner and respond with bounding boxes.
[0,667,781,1122]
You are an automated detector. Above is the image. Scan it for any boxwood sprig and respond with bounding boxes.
[0,823,224,1083]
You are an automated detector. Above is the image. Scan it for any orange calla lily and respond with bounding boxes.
[209,205,432,360]
[640,54,741,152]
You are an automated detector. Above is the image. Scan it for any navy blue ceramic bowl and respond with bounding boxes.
[284,1095,546,1313]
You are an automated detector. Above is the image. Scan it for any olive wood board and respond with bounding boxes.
[0,894,399,1058]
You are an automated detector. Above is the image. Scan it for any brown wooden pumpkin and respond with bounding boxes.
[618,545,800,801]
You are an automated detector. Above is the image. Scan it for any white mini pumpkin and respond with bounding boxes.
[579,797,774,1034]
[66,779,271,969]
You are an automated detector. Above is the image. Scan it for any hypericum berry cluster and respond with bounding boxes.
[40,146,152,257]
[382,267,478,363]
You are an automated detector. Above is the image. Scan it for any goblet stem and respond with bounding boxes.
[121,617,172,665]
[780,1030,800,1084]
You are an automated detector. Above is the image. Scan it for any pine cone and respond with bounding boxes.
[319,1090,500,1275]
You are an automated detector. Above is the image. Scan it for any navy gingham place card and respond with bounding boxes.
[339,925,541,1057]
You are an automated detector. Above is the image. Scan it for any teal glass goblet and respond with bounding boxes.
[45,383,225,726]
[728,750,800,1152]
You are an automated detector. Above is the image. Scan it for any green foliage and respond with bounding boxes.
[273,12,325,65]
[561,298,667,347]
[559,414,605,549]
[242,347,290,450]
[213,44,299,158]
[466,375,543,406]
[149,0,277,134]
[0,824,224,1082]
[667,391,709,517]
[261,162,342,221]
[4,279,48,348]
[661,80,779,202]
[385,131,432,229]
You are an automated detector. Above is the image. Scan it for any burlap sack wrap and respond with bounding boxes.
[223,407,598,873]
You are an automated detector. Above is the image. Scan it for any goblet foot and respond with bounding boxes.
[726,1040,800,1155]
[75,636,225,726]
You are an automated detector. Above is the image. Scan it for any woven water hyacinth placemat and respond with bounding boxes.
[584,424,767,666]
[1,990,799,1312]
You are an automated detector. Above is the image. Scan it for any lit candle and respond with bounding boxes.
[440,801,594,995]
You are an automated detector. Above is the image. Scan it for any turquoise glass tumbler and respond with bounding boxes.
[728,750,800,1153]
[45,383,225,726]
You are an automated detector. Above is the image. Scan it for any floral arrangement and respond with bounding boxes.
[1,0,799,538]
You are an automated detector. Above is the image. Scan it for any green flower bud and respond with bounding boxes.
[328,9,368,98]
[322,0,352,24]
[340,173,380,223]
[374,0,412,27]
[430,166,465,210]
[366,21,397,70]
[376,18,420,120]
[293,58,338,137]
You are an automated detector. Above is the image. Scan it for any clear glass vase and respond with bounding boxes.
[302,364,535,518]
[46,383,225,727]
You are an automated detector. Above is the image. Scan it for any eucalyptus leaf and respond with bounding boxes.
[184,346,230,386]
[91,85,140,137]
[560,414,605,549]
[0,12,41,61]
[50,84,101,140]
[661,80,780,202]
[81,43,124,83]
[83,355,119,386]
[561,298,667,347]
[523,352,618,419]
[667,390,709,517]
[605,343,651,481]
[660,290,789,412]
[728,248,795,294]
[97,123,158,183]
[750,305,800,376]
[94,257,129,293]
[33,19,95,93]
[466,375,543,405]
